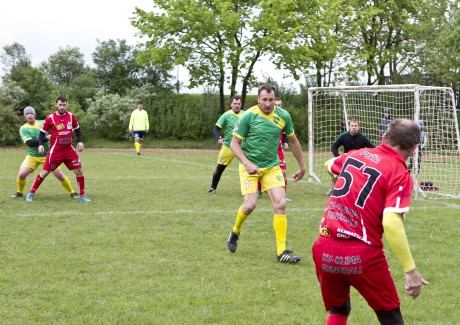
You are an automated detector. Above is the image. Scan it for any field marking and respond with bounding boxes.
[99,151,241,171]
[6,207,326,218]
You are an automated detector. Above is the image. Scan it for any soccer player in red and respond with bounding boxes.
[312,119,428,325]
[26,96,91,202]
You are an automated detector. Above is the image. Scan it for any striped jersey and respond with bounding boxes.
[20,120,50,157]
[216,109,244,148]
[233,105,294,168]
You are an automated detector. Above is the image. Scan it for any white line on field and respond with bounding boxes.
[8,207,325,218]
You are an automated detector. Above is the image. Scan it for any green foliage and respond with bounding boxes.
[85,93,135,141]
[0,105,22,145]
[0,77,27,108]
[41,46,86,86]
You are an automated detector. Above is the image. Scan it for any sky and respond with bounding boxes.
[0,0,296,94]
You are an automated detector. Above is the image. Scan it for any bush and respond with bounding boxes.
[0,105,22,146]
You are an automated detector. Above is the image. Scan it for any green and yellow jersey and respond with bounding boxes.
[216,109,244,148]
[233,105,294,168]
[19,120,50,157]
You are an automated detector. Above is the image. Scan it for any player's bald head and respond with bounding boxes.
[385,119,420,150]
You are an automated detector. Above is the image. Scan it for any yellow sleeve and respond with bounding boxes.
[382,212,416,272]
[324,158,338,180]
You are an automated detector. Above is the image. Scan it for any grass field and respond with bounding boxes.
[1,148,459,324]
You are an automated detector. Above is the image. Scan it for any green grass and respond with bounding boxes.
[0,148,459,324]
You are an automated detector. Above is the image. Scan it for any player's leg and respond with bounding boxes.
[52,167,78,197]
[208,147,233,193]
[26,157,53,201]
[133,131,142,155]
[12,156,36,197]
[64,151,90,202]
[312,238,352,323]
[227,164,259,253]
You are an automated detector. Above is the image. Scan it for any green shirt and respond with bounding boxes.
[129,109,149,131]
[216,109,244,147]
[233,105,294,168]
[19,120,50,157]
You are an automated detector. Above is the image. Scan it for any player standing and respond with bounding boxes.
[208,96,243,194]
[312,119,428,324]
[129,101,149,156]
[227,84,306,263]
[26,96,91,202]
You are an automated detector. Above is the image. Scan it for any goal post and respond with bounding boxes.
[307,84,460,198]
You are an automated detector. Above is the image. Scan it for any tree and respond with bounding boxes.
[0,43,31,74]
[132,0,295,112]
[92,39,140,95]
[42,46,86,86]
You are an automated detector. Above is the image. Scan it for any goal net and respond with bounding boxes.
[307,84,460,198]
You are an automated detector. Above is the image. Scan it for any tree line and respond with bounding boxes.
[1,0,459,145]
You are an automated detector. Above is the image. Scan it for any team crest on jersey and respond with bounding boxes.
[273,117,280,125]
[276,175,283,182]
[320,225,330,236]
[233,125,238,132]
[56,123,65,130]
[67,122,72,129]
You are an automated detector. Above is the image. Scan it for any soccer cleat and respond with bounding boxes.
[227,231,239,253]
[285,195,292,202]
[25,193,35,202]
[277,250,301,263]
[137,152,140,156]
[70,192,80,199]
[11,192,23,198]
[208,188,216,194]
[79,195,91,202]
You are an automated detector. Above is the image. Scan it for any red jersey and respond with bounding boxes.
[320,144,412,248]
[41,111,79,151]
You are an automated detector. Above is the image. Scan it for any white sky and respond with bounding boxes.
[0,0,297,94]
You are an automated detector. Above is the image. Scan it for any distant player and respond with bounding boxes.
[312,119,428,324]
[26,96,91,202]
[129,101,149,156]
[11,106,78,199]
[208,96,243,194]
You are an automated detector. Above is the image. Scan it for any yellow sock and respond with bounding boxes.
[135,142,140,152]
[60,177,75,194]
[232,206,249,235]
[17,178,26,194]
[273,213,287,256]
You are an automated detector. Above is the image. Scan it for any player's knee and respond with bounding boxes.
[330,298,351,316]
[375,306,403,325]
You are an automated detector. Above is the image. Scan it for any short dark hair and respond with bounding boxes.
[258,84,277,97]
[56,95,67,103]
[385,119,420,150]
[229,96,241,105]
[348,119,359,125]
[137,101,143,105]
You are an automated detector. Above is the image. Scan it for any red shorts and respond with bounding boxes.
[43,147,82,172]
[312,236,400,312]
[278,146,286,170]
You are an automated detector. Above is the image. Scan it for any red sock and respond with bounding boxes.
[257,181,261,192]
[326,313,348,325]
[30,174,45,193]
[77,175,85,195]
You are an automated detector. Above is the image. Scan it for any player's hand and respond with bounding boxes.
[244,162,260,175]
[292,168,306,182]
[38,145,44,154]
[217,138,224,145]
[46,134,51,141]
[283,143,289,150]
[77,142,85,152]
[404,269,429,299]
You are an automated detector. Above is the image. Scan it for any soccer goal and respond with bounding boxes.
[307,84,460,199]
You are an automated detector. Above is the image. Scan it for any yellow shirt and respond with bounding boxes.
[129,109,149,131]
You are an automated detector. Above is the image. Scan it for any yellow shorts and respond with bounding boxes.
[20,155,61,171]
[217,146,236,165]
[239,164,285,195]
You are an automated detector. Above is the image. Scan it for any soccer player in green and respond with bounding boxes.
[129,101,149,155]
[11,106,78,199]
[227,84,306,263]
[208,96,243,194]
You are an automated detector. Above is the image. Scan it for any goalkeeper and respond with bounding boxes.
[312,119,428,325]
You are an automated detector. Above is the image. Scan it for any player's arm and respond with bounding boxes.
[145,112,149,133]
[25,137,48,147]
[287,133,306,181]
[331,137,341,157]
[230,135,259,175]
[129,112,134,131]
[213,125,223,144]
[365,136,375,148]
[383,212,428,299]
